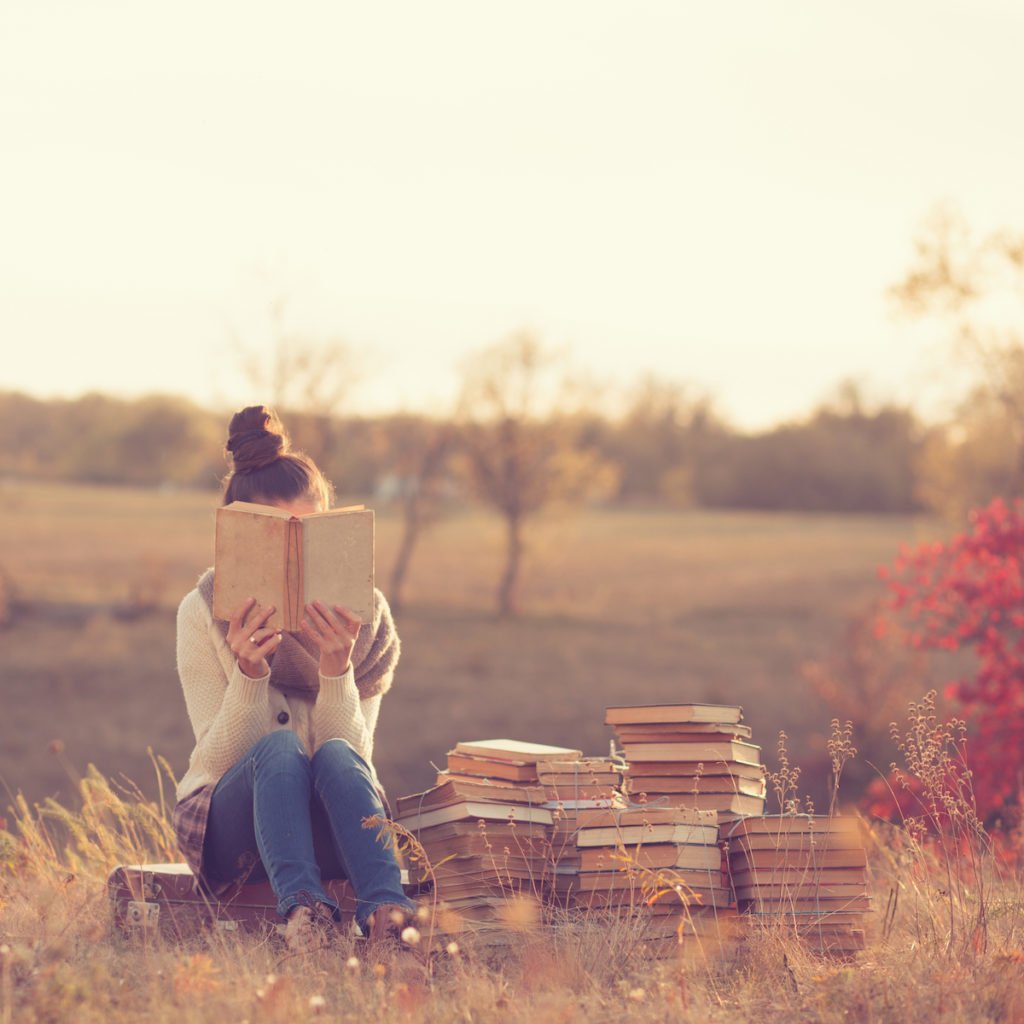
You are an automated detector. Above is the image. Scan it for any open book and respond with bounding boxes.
[212,501,374,631]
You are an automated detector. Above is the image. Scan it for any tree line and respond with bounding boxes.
[0,348,997,521]
[3,321,1011,614]
[1,373,933,513]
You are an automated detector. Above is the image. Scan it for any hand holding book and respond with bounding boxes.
[301,600,362,677]
[228,597,284,679]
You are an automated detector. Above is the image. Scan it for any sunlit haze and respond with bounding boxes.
[3,1,1022,429]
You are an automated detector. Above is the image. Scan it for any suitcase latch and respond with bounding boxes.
[125,900,160,928]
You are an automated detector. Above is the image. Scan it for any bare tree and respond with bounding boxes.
[459,331,618,617]
[890,204,1024,487]
[385,414,457,615]
[231,296,361,469]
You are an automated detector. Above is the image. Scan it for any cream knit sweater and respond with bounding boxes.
[174,588,386,802]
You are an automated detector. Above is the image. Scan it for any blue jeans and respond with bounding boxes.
[203,730,414,930]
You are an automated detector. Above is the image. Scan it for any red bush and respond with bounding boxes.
[875,497,1024,820]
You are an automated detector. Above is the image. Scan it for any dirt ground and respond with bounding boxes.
[0,480,951,811]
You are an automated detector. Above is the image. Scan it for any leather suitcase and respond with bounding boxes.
[108,862,409,941]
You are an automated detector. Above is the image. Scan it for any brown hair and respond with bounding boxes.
[221,405,334,509]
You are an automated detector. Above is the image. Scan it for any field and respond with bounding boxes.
[0,479,947,809]
[2,480,1022,1023]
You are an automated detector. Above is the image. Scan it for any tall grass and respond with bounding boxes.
[2,706,1024,1023]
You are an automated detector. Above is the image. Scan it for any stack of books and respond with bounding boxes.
[723,815,870,955]
[394,739,582,936]
[606,704,766,823]
[537,757,626,905]
[573,805,735,958]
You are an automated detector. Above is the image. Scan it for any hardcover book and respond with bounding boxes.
[212,500,374,631]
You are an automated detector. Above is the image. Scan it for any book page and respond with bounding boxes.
[301,508,375,622]
[213,505,290,628]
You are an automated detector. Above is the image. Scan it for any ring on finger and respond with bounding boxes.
[249,635,258,645]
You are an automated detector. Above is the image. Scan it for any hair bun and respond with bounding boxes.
[226,406,289,473]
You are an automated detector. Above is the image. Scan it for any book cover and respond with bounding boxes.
[213,500,374,630]
[453,739,585,763]
[605,704,743,726]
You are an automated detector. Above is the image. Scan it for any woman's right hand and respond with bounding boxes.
[228,597,283,679]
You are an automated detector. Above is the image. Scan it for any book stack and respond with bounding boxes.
[537,757,626,905]
[723,815,870,956]
[606,704,766,824]
[394,739,583,938]
[572,806,735,959]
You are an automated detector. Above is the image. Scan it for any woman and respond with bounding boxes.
[172,405,416,952]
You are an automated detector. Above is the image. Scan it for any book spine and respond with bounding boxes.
[285,517,304,631]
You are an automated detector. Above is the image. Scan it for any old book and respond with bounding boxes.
[730,867,866,887]
[576,823,720,848]
[418,834,551,863]
[733,882,867,899]
[573,868,728,893]
[738,895,872,915]
[433,855,547,880]
[536,759,621,777]
[611,722,753,739]
[453,739,584,763]
[575,807,718,829]
[445,753,540,782]
[578,843,722,873]
[395,800,553,833]
[731,849,867,869]
[626,762,765,782]
[213,500,374,630]
[543,784,622,801]
[397,778,547,816]
[414,821,550,848]
[625,775,765,797]
[631,792,766,816]
[620,740,761,764]
[723,832,861,852]
[538,771,622,786]
[437,771,539,790]
[606,704,743,726]
[614,720,753,737]
[573,886,733,911]
[722,816,860,839]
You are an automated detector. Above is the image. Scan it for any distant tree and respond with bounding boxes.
[692,382,923,513]
[232,296,360,471]
[890,204,1024,510]
[0,392,221,487]
[383,414,457,615]
[459,332,619,616]
[612,375,720,505]
[914,388,1020,521]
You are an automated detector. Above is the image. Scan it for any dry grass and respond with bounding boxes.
[1,752,1023,1024]
[6,480,1019,1021]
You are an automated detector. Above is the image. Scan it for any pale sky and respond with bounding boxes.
[2,1,1022,429]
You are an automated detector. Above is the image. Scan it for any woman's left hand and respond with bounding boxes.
[302,600,362,677]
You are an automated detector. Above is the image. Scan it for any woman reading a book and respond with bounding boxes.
[172,405,416,953]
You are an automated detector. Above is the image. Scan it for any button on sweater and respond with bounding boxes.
[174,584,396,802]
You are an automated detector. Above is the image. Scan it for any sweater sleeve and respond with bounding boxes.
[311,668,387,766]
[176,591,270,780]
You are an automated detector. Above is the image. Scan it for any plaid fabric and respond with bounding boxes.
[171,783,234,897]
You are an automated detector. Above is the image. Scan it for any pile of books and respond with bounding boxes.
[572,805,735,958]
[606,703,766,824]
[539,756,626,904]
[722,815,870,955]
[394,739,582,938]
